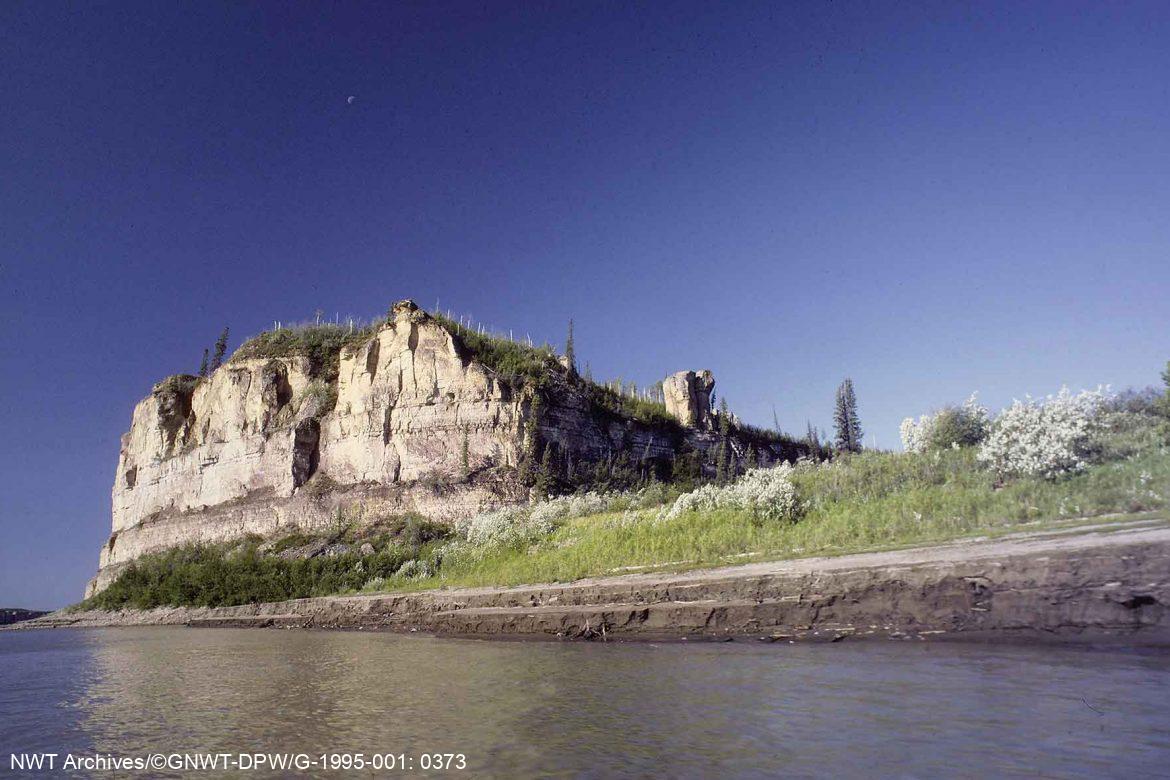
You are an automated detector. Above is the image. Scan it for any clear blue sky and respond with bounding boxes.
[2,1,1168,608]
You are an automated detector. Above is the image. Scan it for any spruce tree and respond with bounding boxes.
[833,378,863,453]
[198,348,209,378]
[715,398,733,482]
[211,327,230,371]
[805,420,821,452]
[564,319,576,376]
[519,394,543,484]
[536,445,555,498]
[1161,360,1170,417]
[460,427,470,476]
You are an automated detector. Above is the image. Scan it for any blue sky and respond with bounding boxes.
[2,1,1168,608]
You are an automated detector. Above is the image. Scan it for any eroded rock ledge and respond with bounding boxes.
[47,519,1170,644]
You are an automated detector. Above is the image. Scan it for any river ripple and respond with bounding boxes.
[1,628,1167,778]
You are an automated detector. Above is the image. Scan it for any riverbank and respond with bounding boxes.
[18,515,1170,643]
[0,608,49,625]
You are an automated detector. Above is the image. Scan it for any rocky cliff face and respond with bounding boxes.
[90,300,801,598]
[664,370,716,430]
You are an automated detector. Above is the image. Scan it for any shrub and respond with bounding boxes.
[84,540,420,610]
[1104,387,1165,417]
[394,559,433,579]
[231,322,378,383]
[566,451,660,494]
[977,387,1108,479]
[455,490,649,548]
[456,505,550,547]
[900,395,989,453]
[431,312,558,389]
[299,379,339,414]
[584,382,679,428]
[660,464,801,523]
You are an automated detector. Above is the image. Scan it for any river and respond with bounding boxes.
[1,628,1167,777]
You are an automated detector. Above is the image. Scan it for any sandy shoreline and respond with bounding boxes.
[15,516,1170,644]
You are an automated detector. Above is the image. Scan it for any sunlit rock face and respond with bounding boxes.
[111,357,315,534]
[663,370,715,430]
[97,302,530,597]
[322,300,524,486]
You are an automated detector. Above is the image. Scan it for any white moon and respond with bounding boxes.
[347,95,355,105]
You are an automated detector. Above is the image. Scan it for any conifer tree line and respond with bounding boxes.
[834,378,863,453]
[198,327,230,378]
[212,327,229,370]
[564,319,576,377]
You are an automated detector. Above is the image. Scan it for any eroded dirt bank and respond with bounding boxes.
[19,518,1170,644]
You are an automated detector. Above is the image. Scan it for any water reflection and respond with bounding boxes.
[1,629,1167,777]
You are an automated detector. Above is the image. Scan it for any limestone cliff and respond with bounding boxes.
[89,300,804,597]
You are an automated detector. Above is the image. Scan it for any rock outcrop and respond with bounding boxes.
[663,370,716,430]
[90,300,804,598]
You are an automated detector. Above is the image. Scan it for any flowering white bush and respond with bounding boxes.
[977,387,1108,478]
[660,464,801,523]
[456,491,639,547]
[899,416,927,453]
[530,492,612,527]
[393,559,432,578]
[455,505,547,547]
[900,395,989,453]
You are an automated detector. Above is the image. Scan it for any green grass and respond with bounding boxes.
[431,312,560,389]
[433,311,691,431]
[79,536,447,611]
[391,431,1169,592]
[230,322,380,383]
[583,381,681,428]
[78,511,458,610]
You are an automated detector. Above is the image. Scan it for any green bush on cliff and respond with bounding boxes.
[584,382,679,428]
[231,322,378,383]
[431,312,559,388]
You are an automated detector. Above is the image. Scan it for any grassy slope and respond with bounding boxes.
[402,437,1168,591]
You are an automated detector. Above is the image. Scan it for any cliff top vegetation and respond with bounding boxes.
[225,302,700,430]
[230,321,380,383]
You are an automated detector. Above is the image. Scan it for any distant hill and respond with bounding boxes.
[0,608,49,625]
